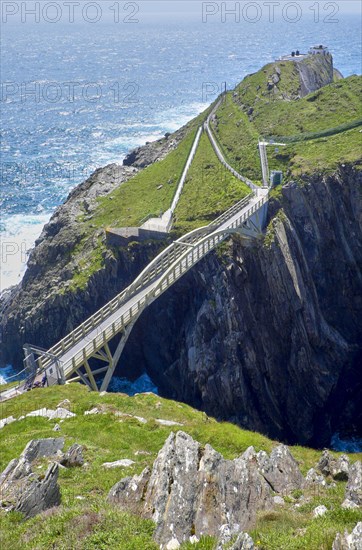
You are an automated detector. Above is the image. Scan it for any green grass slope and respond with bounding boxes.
[173,132,250,233]
[49,59,361,294]
[212,72,362,181]
[0,385,361,549]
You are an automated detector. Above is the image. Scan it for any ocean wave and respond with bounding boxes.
[0,213,51,292]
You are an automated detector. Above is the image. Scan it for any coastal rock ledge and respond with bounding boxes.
[108,431,304,547]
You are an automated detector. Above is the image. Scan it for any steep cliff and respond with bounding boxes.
[296,53,334,96]
[118,165,362,447]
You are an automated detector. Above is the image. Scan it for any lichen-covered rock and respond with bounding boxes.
[255,445,305,494]
[217,524,242,548]
[332,522,362,549]
[344,462,362,507]
[60,444,84,468]
[306,468,327,487]
[108,467,151,515]
[108,431,272,546]
[317,450,350,480]
[229,533,255,550]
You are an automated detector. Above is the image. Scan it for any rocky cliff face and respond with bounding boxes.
[119,165,362,447]
[296,53,334,96]
[1,164,361,448]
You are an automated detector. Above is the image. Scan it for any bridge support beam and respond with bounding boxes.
[99,316,139,392]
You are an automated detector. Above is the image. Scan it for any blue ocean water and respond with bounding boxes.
[1,12,361,290]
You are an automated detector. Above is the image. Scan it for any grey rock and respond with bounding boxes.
[256,445,305,493]
[14,463,61,518]
[313,505,328,517]
[317,450,350,480]
[48,408,76,420]
[108,431,272,545]
[332,522,362,550]
[25,408,75,420]
[273,495,285,505]
[61,444,84,467]
[306,468,327,487]
[341,499,359,510]
[217,524,242,547]
[56,399,71,410]
[155,419,183,426]
[84,407,101,415]
[230,533,255,550]
[0,441,61,519]
[21,438,65,463]
[108,467,151,513]
[344,461,362,507]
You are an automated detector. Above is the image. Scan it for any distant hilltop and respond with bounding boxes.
[271,44,343,98]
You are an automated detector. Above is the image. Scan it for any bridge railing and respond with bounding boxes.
[205,97,256,190]
[59,193,268,376]
[38,190,255,371]
[38,93,263,373]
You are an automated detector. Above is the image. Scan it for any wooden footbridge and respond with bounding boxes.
[1,94,272,399]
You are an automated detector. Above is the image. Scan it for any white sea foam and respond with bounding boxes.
[0,364,19,385]
[0,213,50,292]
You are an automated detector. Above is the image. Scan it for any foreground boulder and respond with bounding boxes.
[0,438,63,518]
[108,431,305,546]
[0,459,60,518]
[332,522,362,549]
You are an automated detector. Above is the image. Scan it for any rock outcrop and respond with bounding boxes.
[295,53,334,96]
[251,444,304,493]
[0,438,63,518]
[108,431,304,547]
[317,449,350,480]
[60,443,84,468]
[332,522,362,550]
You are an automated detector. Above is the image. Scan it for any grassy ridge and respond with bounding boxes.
[0,385,361,549]
[210,94,261,181]
[267,127,362,177]
[213,74,362,181]
[173,131,251,233]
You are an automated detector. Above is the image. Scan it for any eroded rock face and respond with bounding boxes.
[108,431,305,546]
[332,522,362,550]
[253,445,305,494]
[296,53,334,96]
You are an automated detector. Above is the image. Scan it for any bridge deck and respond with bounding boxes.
[48,189,268,379]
